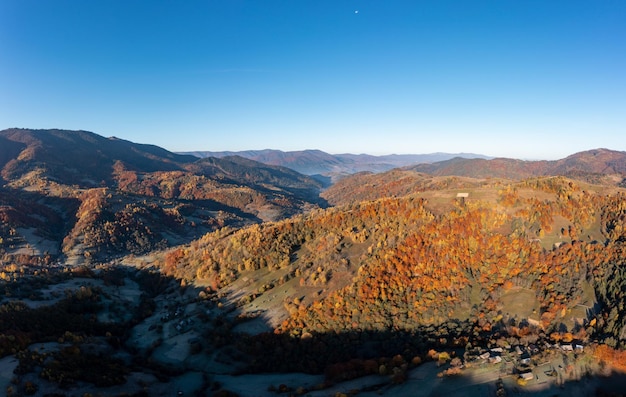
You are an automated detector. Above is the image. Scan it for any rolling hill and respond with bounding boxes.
[149,174,626,378]
[317,149,626,206]
[409,148,626,184]
[0,128,325,263]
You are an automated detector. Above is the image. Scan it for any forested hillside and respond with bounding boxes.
[0,129,325,263]
[408,148,626,185]
[151,176,626,375]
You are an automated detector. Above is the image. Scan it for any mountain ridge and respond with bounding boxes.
[181,149,493,178]
[0,128,326,262]
[2,127,625,261]
[408,148,626,184]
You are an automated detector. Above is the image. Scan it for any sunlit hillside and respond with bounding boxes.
[148,176,626,377]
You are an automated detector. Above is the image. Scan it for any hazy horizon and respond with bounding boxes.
[177,145,625,162]
[1,1,625,160]
[2,126,622,162]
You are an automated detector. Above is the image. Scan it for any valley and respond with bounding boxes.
[1,129,626,396]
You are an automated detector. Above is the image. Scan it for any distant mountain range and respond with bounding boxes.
[182,148,626,187]
[181,149,492,183]
[320,148,626,205]
[408,148,626,183]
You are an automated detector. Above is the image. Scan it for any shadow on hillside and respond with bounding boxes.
[0,188,81,254]
[3,261,625,397]
[310,174,333,189]
[233,323,626,396]
[187,198,263,222]
[1,184,327,264]
[0,265,218,393]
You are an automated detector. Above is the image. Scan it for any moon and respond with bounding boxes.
[355,10,359,14]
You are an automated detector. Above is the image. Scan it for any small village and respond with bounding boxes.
[456,336,594,394]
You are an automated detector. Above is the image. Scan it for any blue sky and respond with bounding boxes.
[1,1,624,159]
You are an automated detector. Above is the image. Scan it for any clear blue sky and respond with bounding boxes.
[1,1,624,159]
